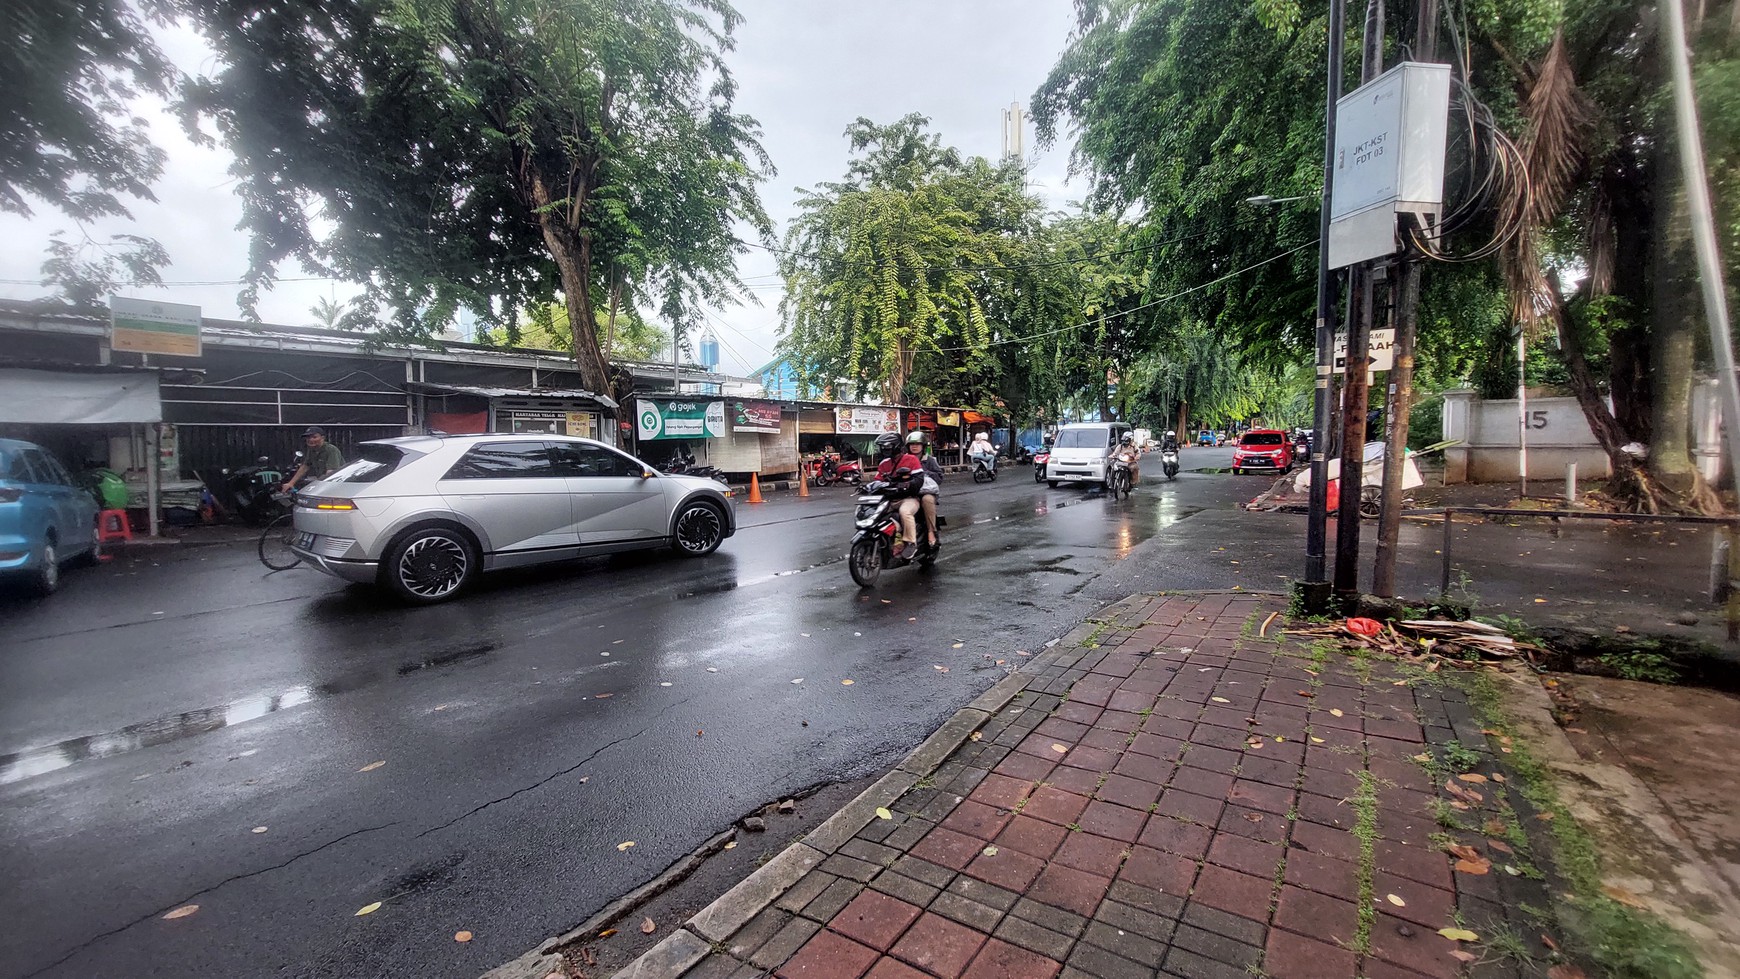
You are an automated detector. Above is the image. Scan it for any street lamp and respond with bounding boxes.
[1244,194,1314,206]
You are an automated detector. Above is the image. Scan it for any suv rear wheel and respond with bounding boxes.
[382,526,477,604]
[33,537,59,596]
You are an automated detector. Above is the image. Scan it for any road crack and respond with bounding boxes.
[22,820,398,979]
[413,725,651,839]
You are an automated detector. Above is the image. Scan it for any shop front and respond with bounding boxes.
[408,383,615,444]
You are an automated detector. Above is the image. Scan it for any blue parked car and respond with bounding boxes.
[0,438,100,595]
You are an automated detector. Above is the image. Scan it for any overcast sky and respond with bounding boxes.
[0,0,1082,377]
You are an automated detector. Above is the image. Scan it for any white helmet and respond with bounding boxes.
[1165,430,1176,437]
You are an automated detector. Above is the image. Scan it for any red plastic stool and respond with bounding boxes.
[97,509,134,544]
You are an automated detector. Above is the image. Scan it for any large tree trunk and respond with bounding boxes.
[525,165,612,397]
[1649,167,1723,510]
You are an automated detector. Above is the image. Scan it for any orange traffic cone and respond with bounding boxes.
[797,466,810,498]
[747,471,765,504]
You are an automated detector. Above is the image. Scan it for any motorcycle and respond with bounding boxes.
[1160,446,1179,481]
[971,457,998,483]
[663,455,729,485]
[809,454,863,487]
[847,476,941,587]
[208,454,292,525]
[1107,452,1136,499]
[1032,449,1050,483]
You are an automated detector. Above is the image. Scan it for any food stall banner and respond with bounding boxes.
[936,410,961,427]
[732,399,782,434]
[834,406,899,435]
[637,399,725,440]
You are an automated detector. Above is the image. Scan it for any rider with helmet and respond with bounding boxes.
[906,429,942,547]
[1161,429,1180,452]
[1111,431,1141,485]
[873,431,925,560]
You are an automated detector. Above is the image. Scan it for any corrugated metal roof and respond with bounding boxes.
[407,381,619,411]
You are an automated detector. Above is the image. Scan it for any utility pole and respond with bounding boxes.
[1372,0,1440,597]
[1331,0,1387,601]
[1300,0,1348,612]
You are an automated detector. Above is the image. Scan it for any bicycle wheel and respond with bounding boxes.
[258,513,302,571]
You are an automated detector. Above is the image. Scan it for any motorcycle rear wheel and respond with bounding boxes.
[848,537,883,588]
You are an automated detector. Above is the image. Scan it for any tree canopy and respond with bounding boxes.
[176,0,772,398]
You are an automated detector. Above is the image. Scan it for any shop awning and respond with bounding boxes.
[407,381,619,411]
[961,410,994,425]
[0,366,162,424]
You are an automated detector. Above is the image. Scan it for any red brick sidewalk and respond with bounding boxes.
[648,591,1554,979]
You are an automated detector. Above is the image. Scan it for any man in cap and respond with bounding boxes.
[280,427,346,492]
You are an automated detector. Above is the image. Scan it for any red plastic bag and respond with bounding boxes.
[1344,617,1383,637]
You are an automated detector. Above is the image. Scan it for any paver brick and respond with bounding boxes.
[1010,895,1090,938]
[829,890,923,951]
[1044,764,1104,796]
[1052,830,1128,877]
[1217,803,1286,844]
[840,839,899,867]
[1367,912,1463,979]
[1372,871,1456,931]
[964,844,1044,892]
[1160,945,1256,979]
[820,853,884,883]
[1065,940,1152,979]
[993,750,1056,782]
[961,937,1063,979]
[1137,816,1213,859]
[909,827,983,872]
[1229,778,1295,814]
[1029,862,1113,918]
[1106,879,1186,921]
[881,815,935,852]
[996,813,1069,860]
[1168,764,1234,798]
[751,918,827,969]
[992,912,1075,960]
[1118,845,1197,896]
[888,912,987,979]
[1097,773,1163,810]
[1171,921,1263,969]
[1272,885,1357,946]
[1264,927,1361,979]
[1077,800,1147,842]
[889,855,955,890]
[968,772,1033,810]
[729,906,796,959]
[777,871,839,914]
[1206,832,1284,879]
[939,799,1012,841]
[1280,847,1360,902]
[1082,920,1167,968]
[929,889,1003,933]
[1152,788,1224,826]
[870,870,941,909]
[1373,838,1453,890]
[1179,900,1267,946]
[1188,864,1275,922]
[944,874,1020,911]
[862,957,930,979]
[1023,786,1093,826]
[803,877,868,924]
[778,929,878,979]
[1092,898,1176,944]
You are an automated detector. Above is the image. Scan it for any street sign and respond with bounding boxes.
[110,297,202,357]
[1334,328,1395,372]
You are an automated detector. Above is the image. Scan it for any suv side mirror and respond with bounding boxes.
[640,469,656,479]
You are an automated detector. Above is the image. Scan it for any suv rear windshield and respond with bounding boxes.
[1055,428,1115,449]
[327,443,418,483]
[1242,433,1284,446]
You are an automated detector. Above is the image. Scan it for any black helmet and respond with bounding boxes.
[875,431,903,455]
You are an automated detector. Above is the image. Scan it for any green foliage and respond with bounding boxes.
[497,301,671,362]
[177,0,772,393]
[1597,642,1683,685]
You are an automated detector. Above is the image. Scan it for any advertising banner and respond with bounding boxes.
[110,297,202,357]
[637,399,726,440]
[936,410,961,427]
[834,406,899,435]
[731,399,782,435]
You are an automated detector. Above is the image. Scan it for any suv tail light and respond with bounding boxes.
[295,495,357,511]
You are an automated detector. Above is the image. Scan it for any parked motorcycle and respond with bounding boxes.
[847,476,941,587]
[971,458,997,483]
[1032,449,1050,483]
[810,454,863,487]
[1160,446,1179,481]
[208,455,292,525]
[663,456,729,485]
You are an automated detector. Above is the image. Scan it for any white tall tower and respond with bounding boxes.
[1001,102,1025,165]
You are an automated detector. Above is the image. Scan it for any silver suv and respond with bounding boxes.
[290,434,736,603]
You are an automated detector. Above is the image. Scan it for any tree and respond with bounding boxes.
[3,0,173,303]
[777,116,1040,404]
[502,301,671,362]
[177,0,772,399]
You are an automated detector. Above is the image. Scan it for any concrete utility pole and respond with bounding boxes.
[1331,0,1388,601]
[1301,0,1348,611]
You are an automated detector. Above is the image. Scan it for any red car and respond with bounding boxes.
[1232,430,1295,475]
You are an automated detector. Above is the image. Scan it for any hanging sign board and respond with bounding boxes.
[834,406,899,435]
[1334,328,1396,372]
[936,410,961,427]
[731,399,782,435]
[110,297,202,357]
[637,399,725,440]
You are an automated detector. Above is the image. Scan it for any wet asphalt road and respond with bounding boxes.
[0,451,1262,979]
[0,448,1722,979]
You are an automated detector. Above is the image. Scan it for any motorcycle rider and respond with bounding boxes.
[1110,432,1141,485]
[906,429,942,547]
[873,431,925,560]
[1162,429,1180,453]
[967,431,996,474]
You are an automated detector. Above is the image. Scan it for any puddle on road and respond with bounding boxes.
[1,641,499,786]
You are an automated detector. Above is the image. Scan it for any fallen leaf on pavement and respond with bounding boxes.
[1455,858,1492,875]
[841,679,855,685]
[1542,933,1559,951]
[790,678,803,684]
[616,841,636,852]
[1449,950,1478,963]
[1050,744,1069,754]
[1329,708,1344,717]
[1298,690,1314,698]
[1242,812,1264,823]
[1457,773,1488,784]
[982,846,998,856]
[969,731,983,741]
[1310,737,1325,744]
[598,929,617,939]
[1438,927,1479,941]
[1484,819,1508,836]
[952,643,964,649]
[593,692,613,699]
[1412,753,1431,763]
[706,667,718,673]
[357,761,385,773]
[1211,697,1230,704]
[880,600,891,604]
[162,905,199,920]
[875,807,893,820]
[933,666,949,673]
[251,826,268,834]
[354,902,382,916]
[1537,811,1555,821]
[455,931,473,942]
[723,841,736,849]
[1491,773,1506,782]
[1385,894,1406,907]
[1445,843,1481,861]
[1602,884,1648,908]
[640,917,656,935]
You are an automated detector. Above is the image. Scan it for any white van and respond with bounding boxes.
[1045,422,1132,488]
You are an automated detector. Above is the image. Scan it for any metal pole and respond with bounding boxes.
[1441,509,1453,596]
[147,423,161,538]
[1374,251,1419,597]
[1517,329,1529,497]
[1300,0,1347,611]
[1334,266,1374,598]
[1662,0,1740,493]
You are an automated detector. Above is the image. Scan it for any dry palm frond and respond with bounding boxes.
[1500,31,1595,327]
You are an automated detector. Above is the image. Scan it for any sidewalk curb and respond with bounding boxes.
[574,596,1180,979]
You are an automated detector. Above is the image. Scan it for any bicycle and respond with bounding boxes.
[257,492,301,571]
